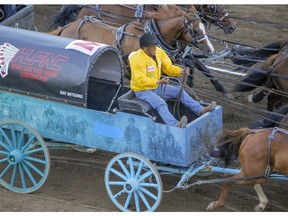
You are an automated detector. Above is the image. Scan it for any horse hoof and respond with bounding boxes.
[206,201,216,211]
[224,93,234,100]
[248,94,253,103]
[255,204,266,212]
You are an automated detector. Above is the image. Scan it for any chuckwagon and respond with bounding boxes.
[0,26,224,211]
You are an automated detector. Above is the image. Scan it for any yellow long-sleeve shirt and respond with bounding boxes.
[129,47,182,92]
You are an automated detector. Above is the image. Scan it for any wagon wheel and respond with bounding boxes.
[0,119,50,193]
[105,152,163,212]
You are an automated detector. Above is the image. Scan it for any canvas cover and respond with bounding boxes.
[0,26,123,106]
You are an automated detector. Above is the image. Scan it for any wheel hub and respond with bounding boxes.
[8,150,23,165]
[124,178,139,193]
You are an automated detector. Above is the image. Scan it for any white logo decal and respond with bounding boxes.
[65,40,108,56]
[0,43,19,78]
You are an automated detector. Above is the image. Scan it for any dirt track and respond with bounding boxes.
[0,4,288,212]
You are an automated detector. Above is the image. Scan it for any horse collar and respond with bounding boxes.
[144,19,180,59]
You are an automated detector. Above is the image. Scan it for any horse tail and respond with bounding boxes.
[218,128,251,166]
[49,5,82,30]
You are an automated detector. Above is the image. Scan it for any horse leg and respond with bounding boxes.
[267,92,283,111]
[192,58,232,98]
[207,172,265,211]
[254,184,269,211]
[206,182,231,210]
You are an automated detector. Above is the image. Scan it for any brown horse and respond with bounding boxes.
[49,5,234,97]
[231,40,288,111]
[49,4,236,34]
[207,127,288,211]
[49,5,215,56]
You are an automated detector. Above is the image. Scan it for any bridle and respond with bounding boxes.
[182,14,208,45]
[198,5,229,28]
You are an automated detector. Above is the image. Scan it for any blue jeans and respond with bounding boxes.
[134,84,203,126]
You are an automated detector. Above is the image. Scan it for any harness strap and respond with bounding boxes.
[0,8,5,20]
[265,127,279,178]
[135,5,145,22]
[75,16,100,39]
[115,24,127,54]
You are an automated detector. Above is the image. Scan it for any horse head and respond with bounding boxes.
[196,4,236,34]
[146,5,215,56]
[180,6,215,55]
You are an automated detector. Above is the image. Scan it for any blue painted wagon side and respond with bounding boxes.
[0,91,222,167]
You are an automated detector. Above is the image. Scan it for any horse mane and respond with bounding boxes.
[49,5,82,30]
[218,127,252,166]
[146,5,189,20]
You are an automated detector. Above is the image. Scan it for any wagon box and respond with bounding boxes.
[0,26,223,211]
[0,25,222,166]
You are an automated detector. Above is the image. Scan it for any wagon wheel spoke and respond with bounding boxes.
[105,152,163,212]
[134,191,140,212]
[0,120,50,193]
[0,163,12,178]
[128,157,135,178]
[124,192,133,209]
[16,129,25,150]
[18,163,26,189]
[139,186,158,200]
[10,164,18,187]
[0,128,14,150]
[110,168,128,181]
[137,189,151,210]
[0,149,9,156]
[116,159,131,178]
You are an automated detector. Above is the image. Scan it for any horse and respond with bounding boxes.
[49,5,234,97]
[230,40,288,111]
[192,5,236,34]
[49,5,214,59]
[248,104,288,130]
[49,4,236,34]
[207,127,288,211]
[49,5,218,100]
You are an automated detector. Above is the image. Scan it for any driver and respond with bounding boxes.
[129,33,217,128]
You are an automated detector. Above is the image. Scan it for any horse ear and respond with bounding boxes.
[207,4,217,14]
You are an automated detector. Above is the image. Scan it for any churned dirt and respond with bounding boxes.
[0,4,288,212]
